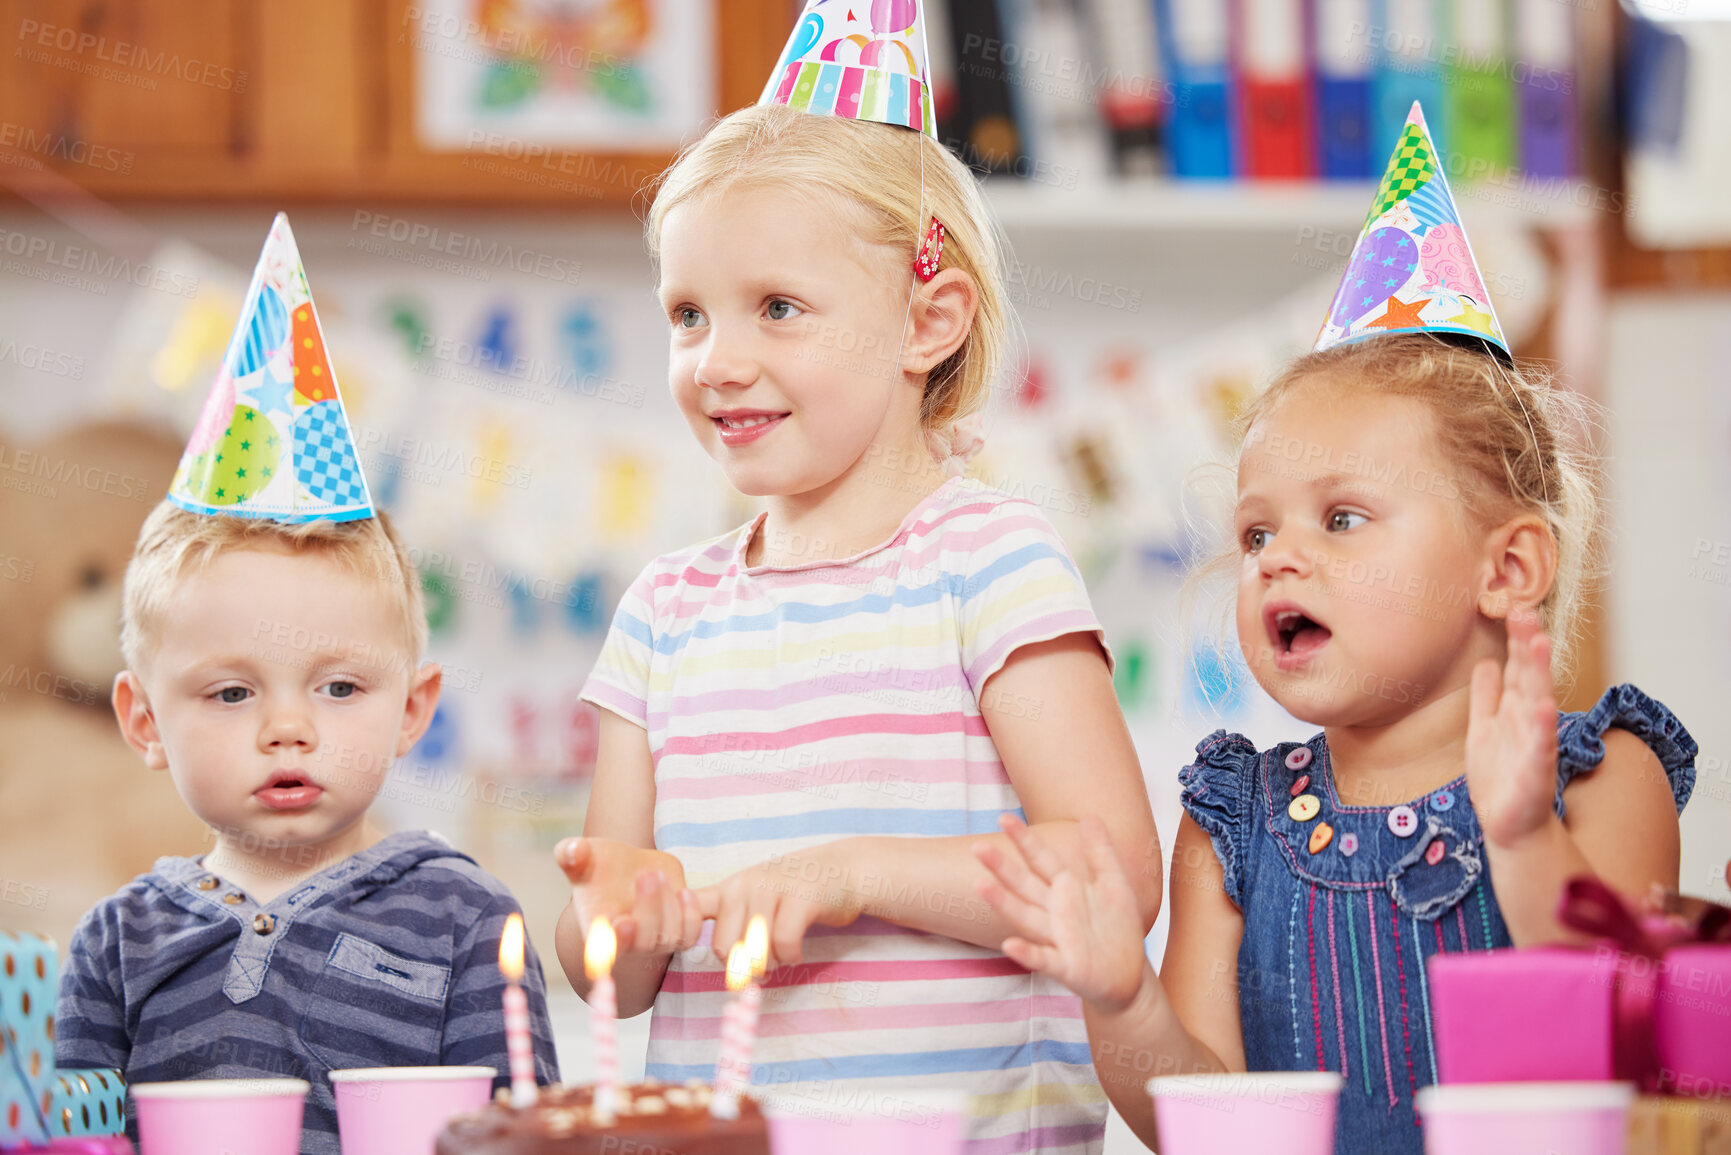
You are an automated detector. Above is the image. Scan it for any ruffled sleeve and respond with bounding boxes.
[1177,731,1262,907]
[1554,683,1696,816]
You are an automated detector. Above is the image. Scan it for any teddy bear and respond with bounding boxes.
[0,419,209,950]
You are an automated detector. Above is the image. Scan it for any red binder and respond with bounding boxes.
[1234,0,1313,178]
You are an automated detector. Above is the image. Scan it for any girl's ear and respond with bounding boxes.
[1477,514,1559,620]
[901,267,978,375]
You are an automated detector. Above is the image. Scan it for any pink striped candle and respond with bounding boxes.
[711,916,770,1120]
[585,917,620,1124]
[498,913,538,1108]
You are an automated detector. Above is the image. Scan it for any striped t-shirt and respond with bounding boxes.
[581,476,1110,1155]
[55,831,560,1154]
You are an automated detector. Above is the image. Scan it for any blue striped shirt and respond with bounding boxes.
[55,831,559,1154]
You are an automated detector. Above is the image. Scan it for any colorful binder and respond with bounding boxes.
[1514,0,1576,177]
[1313,0,1374,178]
[1444,0,1516,179]
[1373,0,1444,159]
[1158,0,1235,177]
[1235,0,1312,178]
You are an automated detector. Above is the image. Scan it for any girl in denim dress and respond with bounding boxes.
[975,328,1696,1153]
[974,104,1697,1153]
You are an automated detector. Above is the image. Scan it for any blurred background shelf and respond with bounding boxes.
[983,176,1605,231]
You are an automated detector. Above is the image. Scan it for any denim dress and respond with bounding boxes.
[1177,684,1696,1155]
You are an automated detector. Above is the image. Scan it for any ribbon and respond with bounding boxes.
[1556,875,1731,1092]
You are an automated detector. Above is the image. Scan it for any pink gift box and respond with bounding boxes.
[1429,948,1619,1083]
[1428,942,1731,1091]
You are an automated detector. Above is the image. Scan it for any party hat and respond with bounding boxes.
[169,213,374,523]
[759,0,936,138]
[1315,102,1509,359]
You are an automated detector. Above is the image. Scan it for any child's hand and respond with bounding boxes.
[972,814,1147,1014]
[1467,609,1561,848]
[555,837,703,959]
[691,854,861,969]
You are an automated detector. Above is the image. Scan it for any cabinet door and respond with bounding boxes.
[2,0,242,164]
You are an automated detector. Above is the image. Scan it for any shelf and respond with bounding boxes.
[983,176,1604,233]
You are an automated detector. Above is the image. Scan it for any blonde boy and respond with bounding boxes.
[56,503,558,1154]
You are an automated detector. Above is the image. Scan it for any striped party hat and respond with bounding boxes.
[169,213,374,523]
[759,0,936,139]
[1315,102,1509,359]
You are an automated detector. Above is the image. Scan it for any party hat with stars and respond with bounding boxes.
[1316,102,1509,359]
[168,213,374,523]
[760,0,936,138]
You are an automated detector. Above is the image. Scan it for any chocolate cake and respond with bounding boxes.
[435,1081,771,1155]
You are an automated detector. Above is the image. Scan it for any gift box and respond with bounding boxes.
[1,933,124,1148]
[40,1073,125,1141]
[3,1142,132,1154]
[1428,878,1731,1092]
[1428,946,1620,1083]
[1,933,59,1142]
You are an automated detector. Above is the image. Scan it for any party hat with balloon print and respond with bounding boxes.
[760,0,936,138]
[169,213,374,523]
[1316,102,1509,359]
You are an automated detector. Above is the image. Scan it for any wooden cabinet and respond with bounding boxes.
[0,0,789,202]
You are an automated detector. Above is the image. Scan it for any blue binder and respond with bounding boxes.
[1314,0,1374,177]
[1156,0,1235,177]
[1372,0,1444,157]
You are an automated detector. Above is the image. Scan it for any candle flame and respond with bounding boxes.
[585,916,617,980]
[499,913,525,982]
[726,915,771,992]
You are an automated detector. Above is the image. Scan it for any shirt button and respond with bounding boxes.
[1424,838,1447,866]
[223,893,245,905]
[1288,794,1321,822]
[1430,789,1455,812]
[253,914,276,936]
[196,877,219,891]
[1289,774,1311,798]
[1308,821,1334,855]
[1388,805,1419,838]
[1338,832,1359,857]
[1284,747,1313,772]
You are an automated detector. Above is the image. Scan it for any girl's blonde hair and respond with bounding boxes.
[121,501,428,672]
[1237,334,1604,676]
[645,102,1008,435]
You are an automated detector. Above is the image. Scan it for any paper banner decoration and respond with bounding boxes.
[760,0,936,138]
[1315,103,1509,358]
[169,213,375,523]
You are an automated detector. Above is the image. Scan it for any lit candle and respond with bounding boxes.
[498,913,538,1108]
[711,915,770,1120]
[586,916,620,1124]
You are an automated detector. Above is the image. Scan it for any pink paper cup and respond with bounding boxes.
[329,1066,497,1155]
[1416,1081,1634,1155]
[764,1087,969,1155]
[130,1077,309,1155]
[1148,1071,1342,1155]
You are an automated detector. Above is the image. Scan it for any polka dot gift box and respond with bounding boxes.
[0,931,126,1145]
[168,213,374,525]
